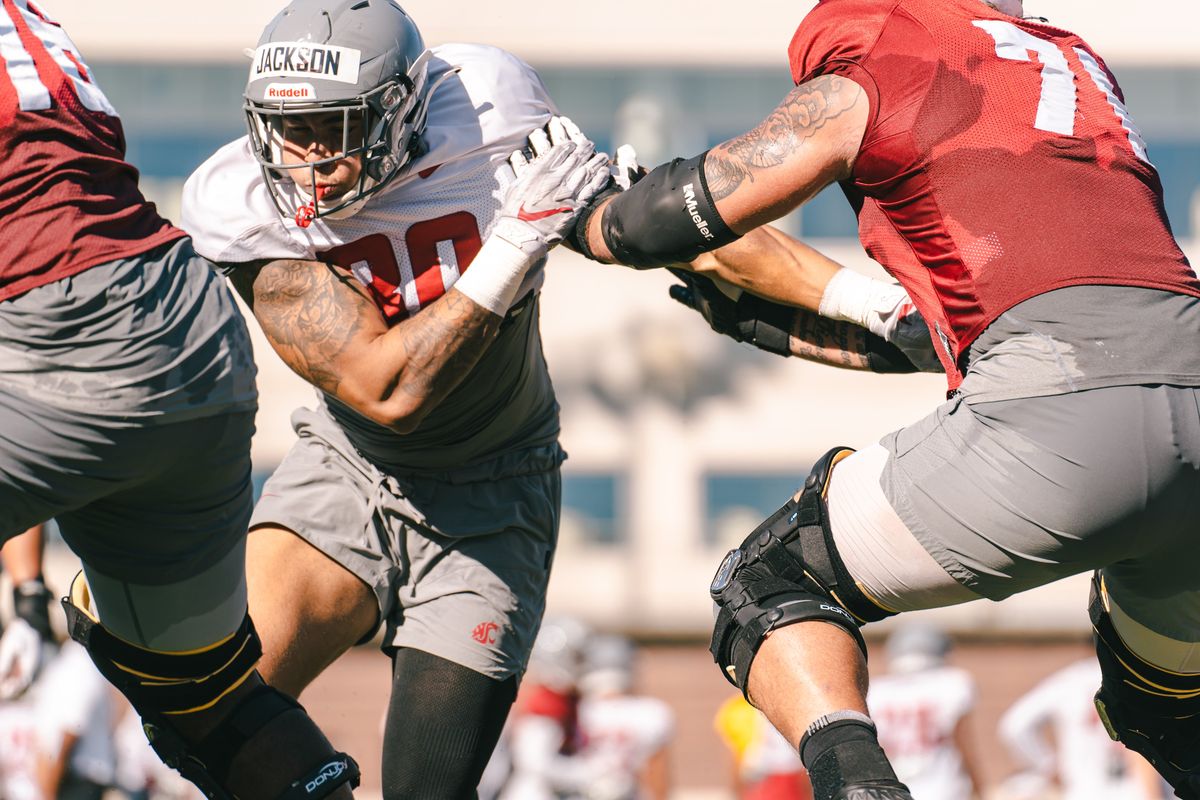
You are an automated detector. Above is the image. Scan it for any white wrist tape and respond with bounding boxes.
[817,267,910,340]
[454,218,545,315]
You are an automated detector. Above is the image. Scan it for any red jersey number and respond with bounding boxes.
[318,211,483,323]
[973,20,1150,164]
[0,0,115,115]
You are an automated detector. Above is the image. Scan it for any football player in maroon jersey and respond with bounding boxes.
[0,1,357,797]
[570,0,1200,798]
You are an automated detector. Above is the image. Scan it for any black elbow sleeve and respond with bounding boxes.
[601,152,741,268]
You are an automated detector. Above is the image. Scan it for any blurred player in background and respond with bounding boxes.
[0,525,57,701]
[180,1,608,796]
[0,2,355,797]
[496,616,590,800]
[569,0,1200,796]
[715,693,813,800]
[867,625,986,800]
[576,634,674,800]
[999,656,1165,800]
[28,641,118,800]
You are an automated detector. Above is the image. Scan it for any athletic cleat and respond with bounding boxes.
[1094,689,1200,800]
[832,781,914,800]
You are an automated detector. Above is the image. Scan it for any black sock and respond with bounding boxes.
[799,711,902,800]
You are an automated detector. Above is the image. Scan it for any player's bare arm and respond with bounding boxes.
[687,225,842,311]
[229,258,499,433]
[582,74,868,265]
[703,75,868,228]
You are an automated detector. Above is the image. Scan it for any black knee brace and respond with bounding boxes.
[709,447,896,695]
[62,573,359,800]
[1090,574,1200,799]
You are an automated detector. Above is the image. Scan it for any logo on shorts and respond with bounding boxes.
[472,621,499,645]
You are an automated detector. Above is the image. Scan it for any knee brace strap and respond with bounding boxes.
[1091,575,1200,718]
[709,447,895,695]
[62,572,260,715]
[144,683,360,800]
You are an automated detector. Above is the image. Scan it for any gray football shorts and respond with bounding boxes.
[251,407,562,680]
[0,241,257,587]
[876,383,1200,638]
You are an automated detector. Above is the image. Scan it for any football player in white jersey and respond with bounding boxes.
[180,1,608,796]
[865,625,987,800]
[999,657,1165,800]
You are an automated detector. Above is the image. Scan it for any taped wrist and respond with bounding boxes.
[454,218,543,315]
[562,184,620,259]
[601,153,740,268]
[13,578,54,642]
[818,268,907,339]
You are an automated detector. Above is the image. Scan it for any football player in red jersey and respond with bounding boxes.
[568,1,1200,798]
[0,0,363,797]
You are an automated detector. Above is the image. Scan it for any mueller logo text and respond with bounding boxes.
[682,183,714,240]
[252,42,361,85]
[472,621,499,645]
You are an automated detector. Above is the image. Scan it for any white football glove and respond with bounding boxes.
[0,618,51,699]
[453,117,608,315]
[498,115,610,251]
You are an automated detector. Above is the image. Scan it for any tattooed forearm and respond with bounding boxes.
[790,310,873,370]
[705,75,864,201]
[393,289,501,403]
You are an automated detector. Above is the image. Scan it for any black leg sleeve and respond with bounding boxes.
[381,647,518,800]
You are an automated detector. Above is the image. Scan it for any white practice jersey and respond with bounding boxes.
[999,658,1148,800]
[0,702,38,800]
[867,666,975,800]
[183,44,561,471]
[30,641,118,788]
[577,695,674,800]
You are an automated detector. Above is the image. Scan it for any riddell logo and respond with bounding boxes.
[305,760,347,794]
[265,82,315,100]
[682,183,714,240]
[472,621,499,645]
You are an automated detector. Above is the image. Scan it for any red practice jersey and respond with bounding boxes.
[789,0,1199,389]
[0,0,183,303]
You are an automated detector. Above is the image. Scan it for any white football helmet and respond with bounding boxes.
[244,0,432,223]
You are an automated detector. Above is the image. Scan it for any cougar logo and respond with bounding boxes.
[472,621,499,645]
[305,760,347,794]
[682,183,714,240]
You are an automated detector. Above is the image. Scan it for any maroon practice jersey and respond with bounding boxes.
[0,0,183,303]
[789,0,1199,389]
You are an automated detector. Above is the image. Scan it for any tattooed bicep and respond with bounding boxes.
[238,258,381,394]
[705,75,867,202]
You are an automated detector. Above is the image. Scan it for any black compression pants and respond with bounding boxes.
[381,647,518,800]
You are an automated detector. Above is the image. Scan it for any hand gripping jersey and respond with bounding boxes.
[789,0,1200,390]
[0,0,183,303]
[184,44,559,471]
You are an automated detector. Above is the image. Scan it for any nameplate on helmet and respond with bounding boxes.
[252,43,361,84]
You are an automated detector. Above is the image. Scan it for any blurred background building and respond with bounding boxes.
[7,1,1197,797]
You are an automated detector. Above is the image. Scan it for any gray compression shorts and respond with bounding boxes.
[251,406,562,680]
[834,384,1200,641]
